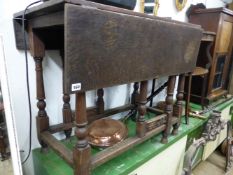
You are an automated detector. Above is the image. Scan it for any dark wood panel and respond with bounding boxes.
[13,0,201,50]
[13,0,64,19]
[13,20,29,50]
[193,7,233,16]
[65,4,203,93]
[188,8,233,103]
[189,13,220,33]
[29,11,64,28]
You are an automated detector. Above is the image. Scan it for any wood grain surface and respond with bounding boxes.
[64,4,203,93]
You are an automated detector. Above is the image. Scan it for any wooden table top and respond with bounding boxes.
[13,0,203,93]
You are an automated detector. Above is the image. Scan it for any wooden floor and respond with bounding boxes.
[193,150,233,175]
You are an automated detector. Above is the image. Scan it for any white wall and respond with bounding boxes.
[0,0,226,175]
[0,36,23,175]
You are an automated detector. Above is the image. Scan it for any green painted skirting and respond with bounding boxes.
[33,97,233,175]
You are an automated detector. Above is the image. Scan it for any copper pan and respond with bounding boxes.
[87,118,128,148]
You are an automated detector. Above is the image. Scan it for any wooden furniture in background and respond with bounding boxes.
[189,8,233,104]
[13,0,202,174]
[185,67,208,124]
[184,31,215,123]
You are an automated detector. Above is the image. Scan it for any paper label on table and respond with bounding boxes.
[71,83,81,91]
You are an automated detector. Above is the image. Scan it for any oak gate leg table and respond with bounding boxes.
[13,0,203,174]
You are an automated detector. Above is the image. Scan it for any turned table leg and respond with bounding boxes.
[136,81,148,138]
[172,74,185,135]
[35,57,49,149]
[29,26,49,150]
[63,93,72,138]
[96,88,104,114]
[61,52,72,139]
[161,76,176,144]
[73,92,91,175]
